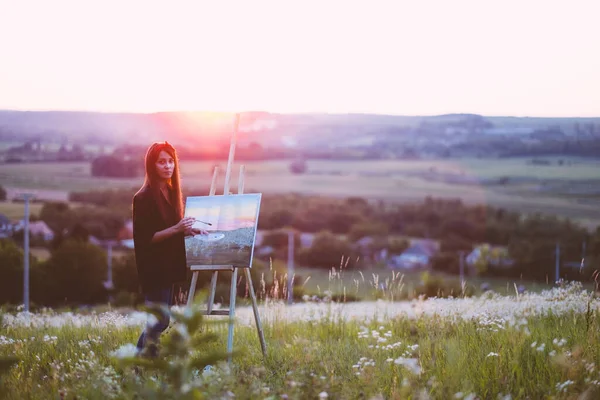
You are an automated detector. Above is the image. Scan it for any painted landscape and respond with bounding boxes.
[184,194,261,267]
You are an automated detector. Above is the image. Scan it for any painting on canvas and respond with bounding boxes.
[183,193,262,268]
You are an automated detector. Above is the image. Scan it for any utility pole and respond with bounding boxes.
[107,241,114,288]
[287,230,295,305]
[20,193,35,312]
[459,251,465,285]
[103,240,115,303]
[580,241,587,272]
[555,242,560,284]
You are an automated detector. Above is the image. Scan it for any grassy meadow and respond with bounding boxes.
[2,157,600,228]
[1,283,599,399]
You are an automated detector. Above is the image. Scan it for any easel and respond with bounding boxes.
[186,114,267,363]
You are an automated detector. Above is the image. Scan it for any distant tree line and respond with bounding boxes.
[2,189,598,306]
[65,188,600,282]
[91,155,141,178]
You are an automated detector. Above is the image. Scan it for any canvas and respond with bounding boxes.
[183,193,262,268]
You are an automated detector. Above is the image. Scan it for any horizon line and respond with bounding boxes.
[1,107,599,119]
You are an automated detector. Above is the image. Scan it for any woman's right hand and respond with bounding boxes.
[174,217,196,233]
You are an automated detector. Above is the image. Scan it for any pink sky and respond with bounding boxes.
[0,0,599,117]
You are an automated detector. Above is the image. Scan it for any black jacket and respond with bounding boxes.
[132,185,186,294]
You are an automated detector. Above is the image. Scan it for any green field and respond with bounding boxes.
[0,202,44,220]
[1,284,599,399]
[1,157,600,228]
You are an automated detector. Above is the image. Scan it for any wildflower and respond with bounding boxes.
[464,394,477,400]
[393,357,421,375]
[180,383,192,394]
[454,392,464,399]
[110,344,138,359]
[487,352,499,357]
[536,344,545,352]
[556,380,574,393]
[552,338,567,347]
[318,392,328,399]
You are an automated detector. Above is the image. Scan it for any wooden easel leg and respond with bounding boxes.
[187,272,199,307]
[245,267,267,357]
[207,271,218,314]
[227,268,238,363]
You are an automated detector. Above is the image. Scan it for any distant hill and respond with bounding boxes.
[1,109,599,158]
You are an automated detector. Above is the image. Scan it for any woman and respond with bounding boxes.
[132,141,204,357]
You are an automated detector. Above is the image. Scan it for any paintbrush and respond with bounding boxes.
[193,218,213,226]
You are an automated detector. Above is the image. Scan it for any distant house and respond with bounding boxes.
[353,236,388,263]
[466,244,514,270]
[120,239,135,249]
[255,245,275,258]
[0,213,12,238]
[27,221,55,242]
[299,233,315,248]
[388,243,437,270]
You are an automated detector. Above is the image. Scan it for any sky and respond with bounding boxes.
[0,0,599,117]
[185,194,260,231]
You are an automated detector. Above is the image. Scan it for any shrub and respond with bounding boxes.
[43,239,108,305]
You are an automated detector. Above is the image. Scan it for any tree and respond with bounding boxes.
[44,240,108,305]
[431,252,460,274]
[440,235,473,253]
[112,252,140,294]
[40,202,77,235]
[0,239,43,305]
[297,231,354,268]
[0,239,26,304]
[348,222,389,242]
[261,230,301,249]
[289,159,307,174]
[0,185,6,201]
[91,155,141,178]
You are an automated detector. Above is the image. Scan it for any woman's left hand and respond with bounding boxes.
[185,227,209,237]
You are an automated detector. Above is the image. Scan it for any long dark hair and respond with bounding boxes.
[136,141,184,222]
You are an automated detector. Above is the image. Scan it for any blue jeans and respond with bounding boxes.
[136,286,173,354]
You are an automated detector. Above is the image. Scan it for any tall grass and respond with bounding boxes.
[1,282,599,399]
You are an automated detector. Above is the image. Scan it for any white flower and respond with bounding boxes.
[487,352,499,357]
[318,391,328,398]
[454,392,464,399]
[110,344,138,359]
[536,344,545,352]
[464,394,477,400]
[393,357,421,375]
[181,383,192,394]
